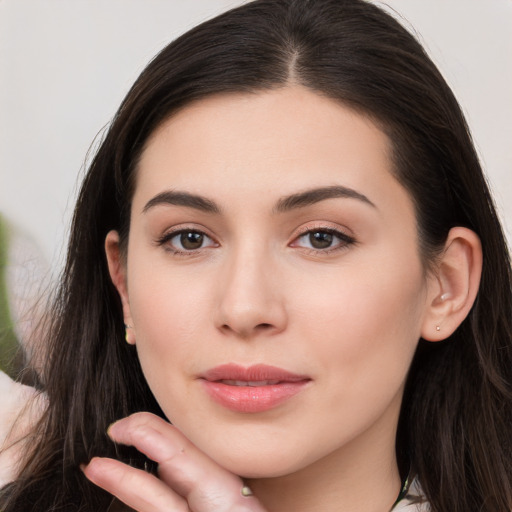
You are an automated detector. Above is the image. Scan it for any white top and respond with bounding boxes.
[0,371,42,487]
[392,478,430,511]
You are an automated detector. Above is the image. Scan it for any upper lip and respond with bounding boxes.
[201,364,310,383]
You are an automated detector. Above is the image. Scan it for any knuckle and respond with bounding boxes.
[128,426,155,448]
[125,411,155,428]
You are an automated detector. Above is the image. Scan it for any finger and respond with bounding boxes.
[82,456,190,512]
[108,412,267,512]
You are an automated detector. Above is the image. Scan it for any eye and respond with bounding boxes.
[291,228,355,252]
[158,229,217,253]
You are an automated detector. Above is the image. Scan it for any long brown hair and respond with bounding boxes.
[2,1,511,510]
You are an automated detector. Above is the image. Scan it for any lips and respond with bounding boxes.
[218,379,281,386]
[200,364,311,413]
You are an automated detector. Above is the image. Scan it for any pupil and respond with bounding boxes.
[310,231,333,249]
[181,232,203,250]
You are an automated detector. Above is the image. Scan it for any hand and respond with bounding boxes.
[81,412,268,512]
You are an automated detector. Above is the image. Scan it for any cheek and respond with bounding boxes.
[125,258,212,394]
[128,247,212,331]
[292,251,426,387]
[278,253,427,454]
[131,283,202,346]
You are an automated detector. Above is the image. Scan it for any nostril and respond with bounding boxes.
[220,322,275,337]
[256,323,273,330]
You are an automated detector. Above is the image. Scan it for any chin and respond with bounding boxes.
[207,446,311,479]
[231,463,298,480]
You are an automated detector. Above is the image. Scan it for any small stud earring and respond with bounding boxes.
[241,485,253,497]
[436,325,441,332]
[124,324,134,344]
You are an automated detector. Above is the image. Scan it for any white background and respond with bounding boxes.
[1,0,511,270]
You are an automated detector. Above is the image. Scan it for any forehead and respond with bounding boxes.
[133,86,407,215]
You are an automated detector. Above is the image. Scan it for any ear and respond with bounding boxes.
[105,230,136,345]
[421,227,482,342]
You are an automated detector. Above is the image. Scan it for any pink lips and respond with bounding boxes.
[200,364,311,413]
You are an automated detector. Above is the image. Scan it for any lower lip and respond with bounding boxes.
[201,380,310,413]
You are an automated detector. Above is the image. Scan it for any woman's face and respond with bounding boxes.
[114,86,436,479]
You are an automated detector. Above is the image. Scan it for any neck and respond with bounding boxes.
[246,399,403,512]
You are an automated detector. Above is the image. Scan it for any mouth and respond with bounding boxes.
[218,379,282,386]
[200,364,311,413]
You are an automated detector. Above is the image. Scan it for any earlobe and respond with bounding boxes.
[105,230,136,345]
[421,227,482,342]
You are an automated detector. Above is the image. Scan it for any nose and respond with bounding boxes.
[214,246,287,339]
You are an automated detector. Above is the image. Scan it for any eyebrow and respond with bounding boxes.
[274,185,376,213]
[142,184,375,216]
[143,191,220,214]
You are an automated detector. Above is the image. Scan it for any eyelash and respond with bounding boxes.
[156,227,218,256]
[291,226,356,254]
[156,226,356,256]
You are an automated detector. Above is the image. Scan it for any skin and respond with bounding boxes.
[84,86,482,512]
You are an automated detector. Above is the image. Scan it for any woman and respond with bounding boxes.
[1,0,511,511]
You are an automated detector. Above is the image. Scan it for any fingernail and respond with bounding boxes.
[107,421,119,438]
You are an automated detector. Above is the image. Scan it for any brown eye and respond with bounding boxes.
[180,231,204,250]
[160,229,217,253]
[292,228,355,252]
[309,231,333,249]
